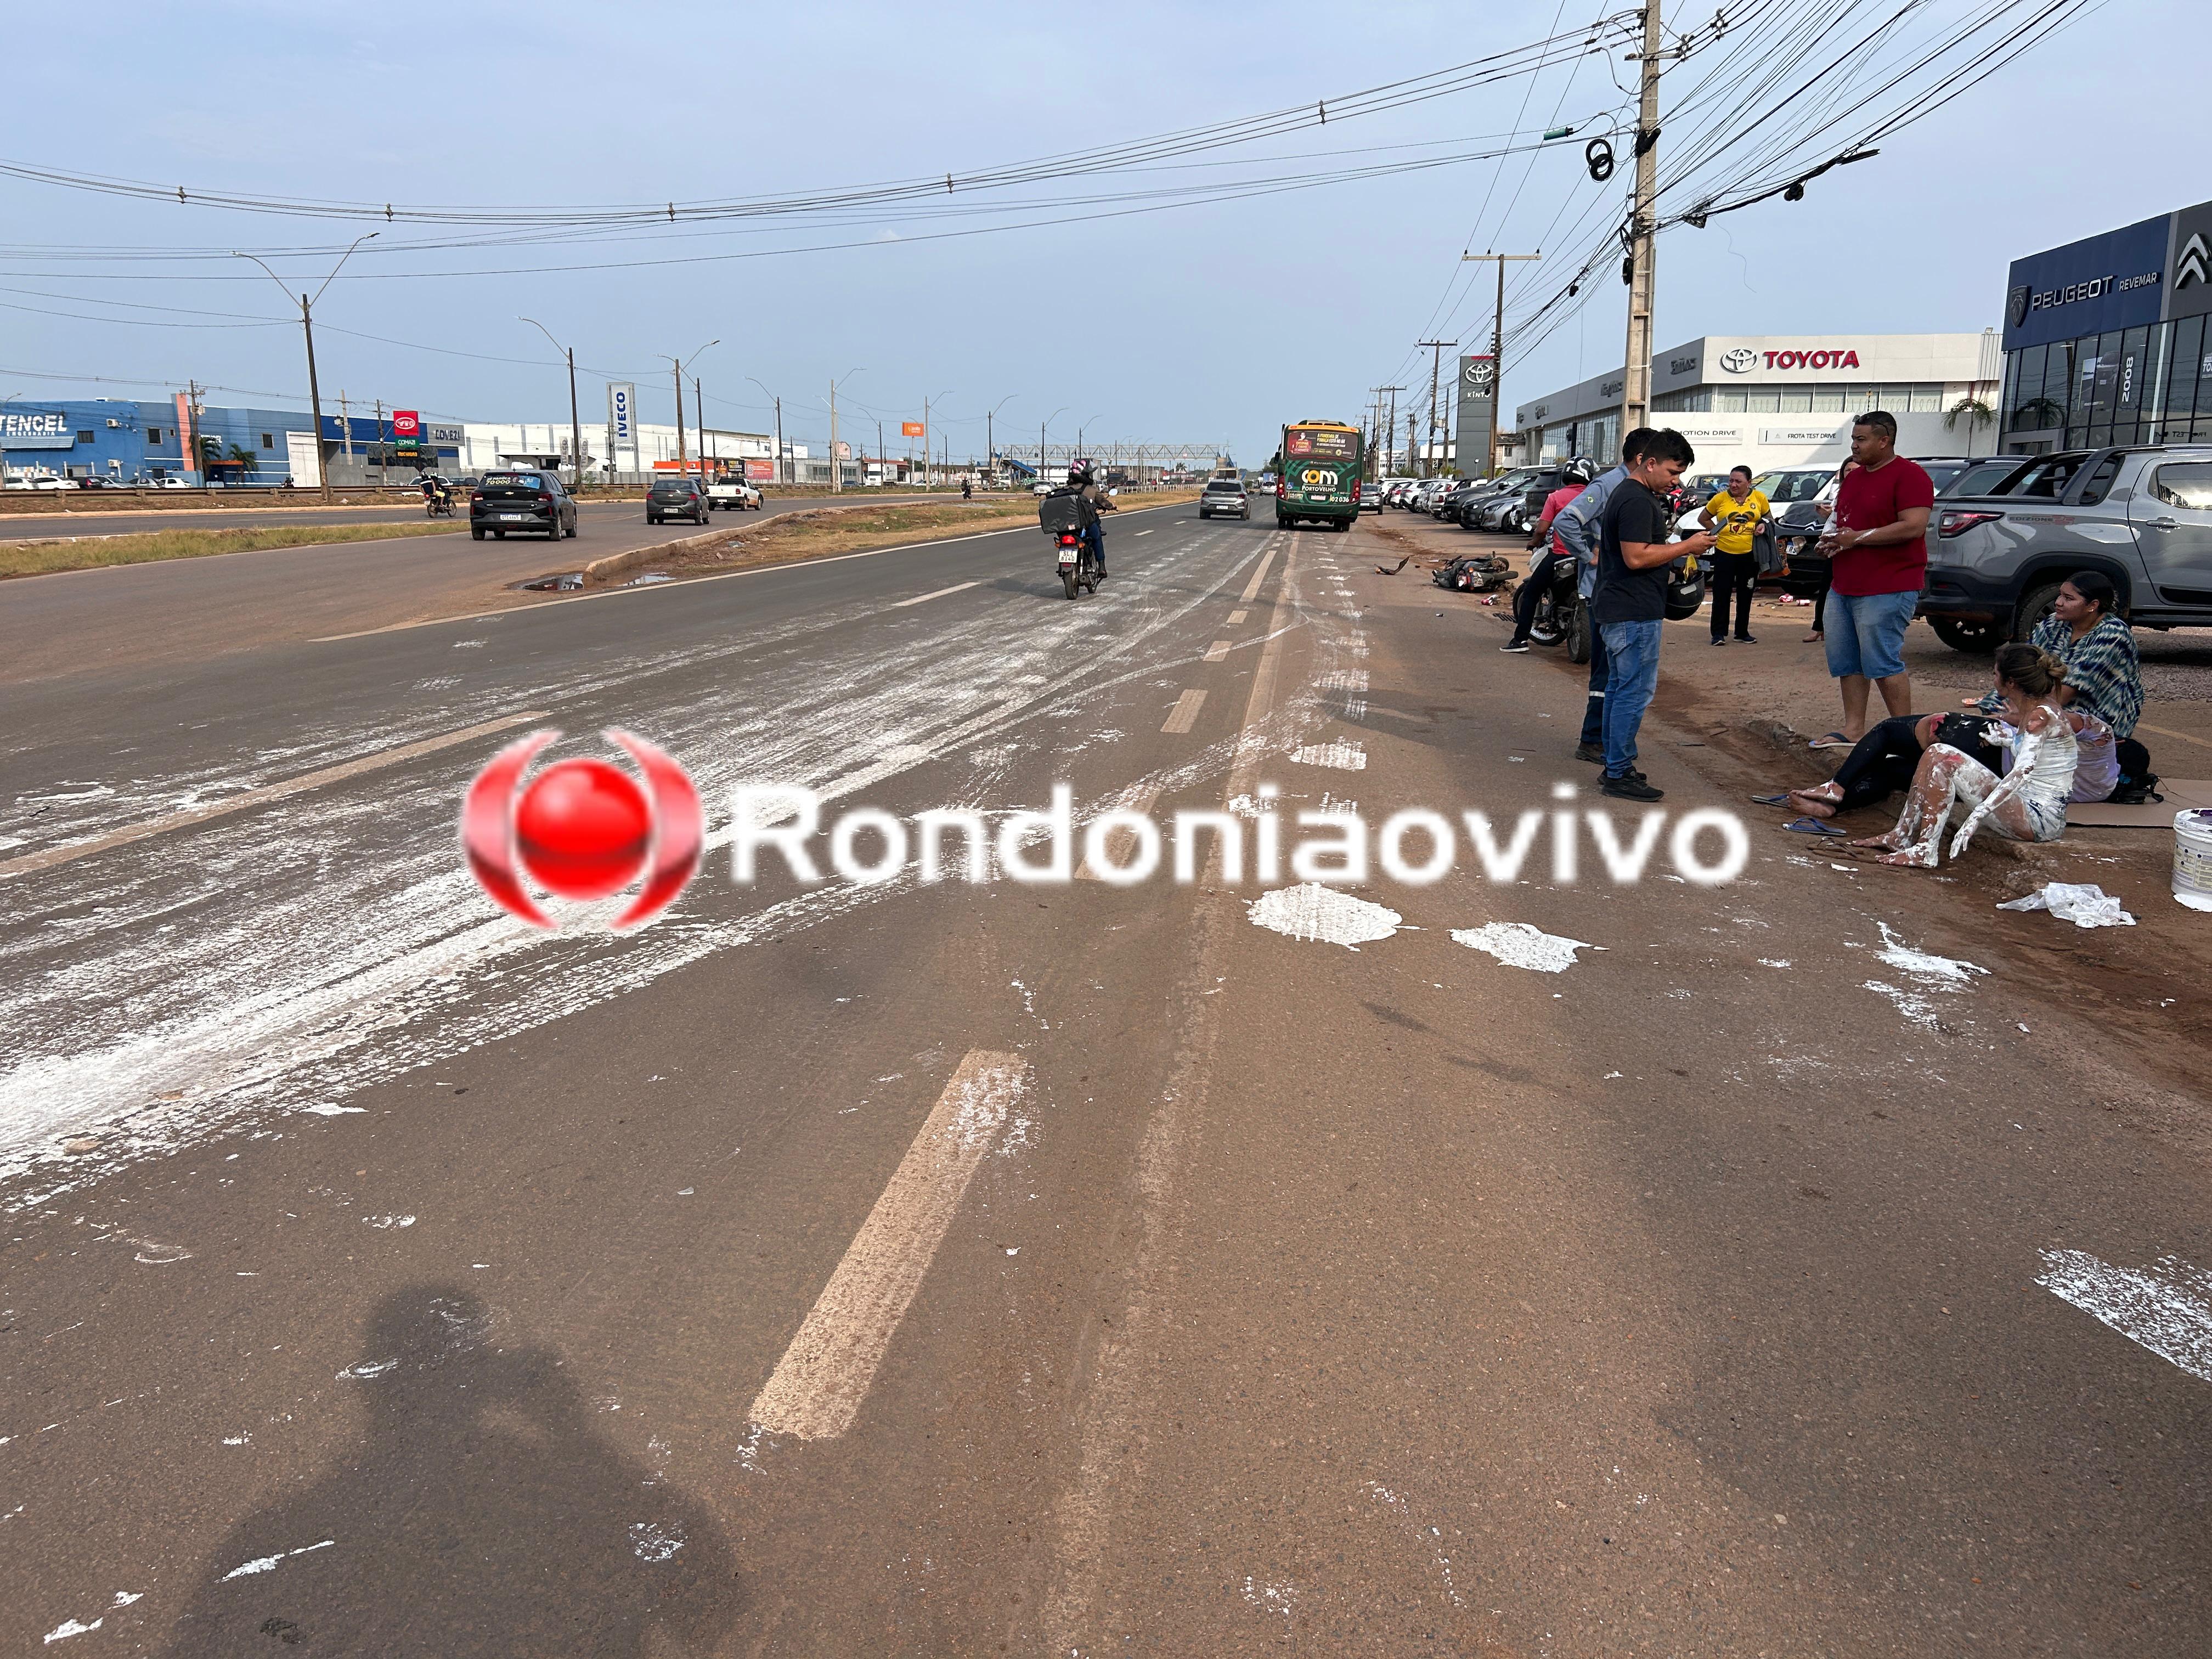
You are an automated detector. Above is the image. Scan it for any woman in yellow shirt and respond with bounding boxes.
[1697,465,1770,645]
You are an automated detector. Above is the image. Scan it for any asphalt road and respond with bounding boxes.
[0,493,949,684]
[1,504,2205,1654]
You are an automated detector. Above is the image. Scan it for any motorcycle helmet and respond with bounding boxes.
[1662,552,1708,621]
[1562,456,1595,487]
[1066,466,1093,487]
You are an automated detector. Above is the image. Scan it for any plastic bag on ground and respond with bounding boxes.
[1996,881,2136,928]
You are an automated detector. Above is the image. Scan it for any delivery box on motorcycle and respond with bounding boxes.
[1037,489,1087,538]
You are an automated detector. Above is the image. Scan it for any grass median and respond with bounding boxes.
[0,521,466,580]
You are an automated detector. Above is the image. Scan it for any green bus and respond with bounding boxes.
[1276,419,1363,531]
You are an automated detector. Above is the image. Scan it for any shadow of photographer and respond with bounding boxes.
[161,1284,740,1656]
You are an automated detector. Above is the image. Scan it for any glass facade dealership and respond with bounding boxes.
[1999,199,2212,453]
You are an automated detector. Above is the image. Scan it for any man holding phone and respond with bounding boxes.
[1591,428,1716,802]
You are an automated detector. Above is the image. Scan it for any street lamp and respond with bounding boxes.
[1040,405,1068,486]
[667,339,719,476]
[827,368,864,493]
[985,394,1018,488]
[232,231,378,503]
[746,376,785,487]
[922,390,954,488]
[1076,413,1104,464]
[520,317,584,491]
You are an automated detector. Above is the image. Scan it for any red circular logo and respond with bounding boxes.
[461,730,701,929]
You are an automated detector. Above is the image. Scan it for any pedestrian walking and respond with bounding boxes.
[1697,465,1769,645]
[1591,429,1715,800]
[1813,413,1933,748]
[1551,428,1657,764]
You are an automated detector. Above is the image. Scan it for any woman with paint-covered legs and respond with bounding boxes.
[1851,643,2078,868]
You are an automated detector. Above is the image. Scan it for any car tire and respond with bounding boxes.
[471,528,486,541]
[2012,579,2067,643]
[494,531,506,539]
[1930,616,2001,653]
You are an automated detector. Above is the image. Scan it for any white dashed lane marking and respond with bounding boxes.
[891,581,980,608]
[1239,549,1276,603]
[1203,640,1231,663]
[1160,690,1208,734]
[749,1051,1031,1441]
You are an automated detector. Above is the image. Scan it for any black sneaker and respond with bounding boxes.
[1710,635,1728,646]
[1601,774,1664,802]
[1499,640,1531,653]
[1575,742,1604,764]
[1735,632,1756,644]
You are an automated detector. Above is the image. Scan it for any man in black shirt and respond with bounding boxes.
[1591,428,1714,801]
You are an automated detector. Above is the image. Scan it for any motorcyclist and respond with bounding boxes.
[1049,466,1110,580]
[1500,456,1595,652]
[961,475,973,501]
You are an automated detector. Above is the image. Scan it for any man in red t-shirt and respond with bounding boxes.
[1816,410,1933,745]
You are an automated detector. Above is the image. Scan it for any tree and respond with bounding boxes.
[1944,397,1995,434]
[227,443,258,477]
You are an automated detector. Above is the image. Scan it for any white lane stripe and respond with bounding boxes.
[2036,1248,2212,1383]
[311,502,1192,641]
[0,712,551,882]
[892,581,980,608]
[1203,639,1231,663]
[749,1051,1030,1440]
[1133,529,1154,537]
[1228,610,1248,624]
[1238,549,1277,603]
[1160,690,1207,734]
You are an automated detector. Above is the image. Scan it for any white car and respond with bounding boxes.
[1031,482,1054,496]
[152,476,193,489]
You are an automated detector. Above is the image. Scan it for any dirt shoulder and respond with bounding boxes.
[0,520,467,579]
[1373,506,2212,1108]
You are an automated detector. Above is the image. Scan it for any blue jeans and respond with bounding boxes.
[1823,588,1918,680]
[1598,618,1663,778]
[1082,521,1105,569]
[1580,625,1609,746]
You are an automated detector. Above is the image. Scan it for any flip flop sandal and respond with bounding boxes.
[1750,792,1792,805]
[1782,816,1848,837]
[1808,731,1852,749]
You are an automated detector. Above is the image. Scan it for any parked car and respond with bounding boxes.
[1358,478,1383,514]
[151,476,193,489]
[1920,444,2212,651]
[471,467,580,540]
[644,475,709,526]
[1198,477,1251,520]
[1753,466,1842,590]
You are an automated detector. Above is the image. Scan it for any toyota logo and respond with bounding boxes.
[1463,360,1494,387]
[2008,284,2031,326]
[1718,347,1757,375]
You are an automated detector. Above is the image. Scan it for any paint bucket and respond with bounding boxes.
[2174,808,2212,913]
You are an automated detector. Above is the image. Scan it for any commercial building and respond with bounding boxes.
[1999,199,2212,454]
[1513,331,2001,477]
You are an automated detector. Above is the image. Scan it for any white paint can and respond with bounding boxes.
[2174,808,2212,913]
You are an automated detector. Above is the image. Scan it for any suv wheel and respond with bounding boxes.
[1929,616,2001,653]
[2013,578,2067,642]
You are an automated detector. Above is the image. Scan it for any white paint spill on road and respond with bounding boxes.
[1757,958,1792,968]
[1246,884,1401,950]
[749,1051,1030,1440]
[221,1539,335,1580]
[1451,922,1600,974]
[43,1617,101,1644]
[1291,740,1365,771]
[362,1214,415,1229]
[629,1521,687,1561]
[1240,1577,1299,1622]
[1874,921,1986,984]
[2035,1249,2212,1383]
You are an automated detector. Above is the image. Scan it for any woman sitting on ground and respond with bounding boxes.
[1850,643,2078,868]
[2027,571,2150,781]
[1782,698,2116,819]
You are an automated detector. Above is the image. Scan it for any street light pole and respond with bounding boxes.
[668,339,719,478]
[233,231,378,504]
[746,376,783,487]
[986,394,1017,488]
[827,369,864,493]
[922,391,953,489]
[520,318,583,490]
[1041,406,1067,486]
[1415,340,1457,477]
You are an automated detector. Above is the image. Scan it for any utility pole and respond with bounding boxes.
[774,397,783,486]
[830,379,839,492]
[373,398,386,487]
[1415,341,1455,477]
[1620,0,1664,437]
[231,232,375,504]
[695,376,709,479]
[1461,252,1540,478]
[674,359,687,476]
[182,380,201,487]
[337,390,352,464]
[1381,386,1403,474]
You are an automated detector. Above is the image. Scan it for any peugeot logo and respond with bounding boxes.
[2008,284,2030,326]
[1718,347,1757,374]
[2179,232,2211,290]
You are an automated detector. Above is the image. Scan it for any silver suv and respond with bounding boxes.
[1919,445,2212,652]
[1198,477,1250,520]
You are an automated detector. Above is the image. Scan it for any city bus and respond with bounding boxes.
[1277,419,1363,531]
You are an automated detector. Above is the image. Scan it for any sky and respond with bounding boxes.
[3,0,2202,471]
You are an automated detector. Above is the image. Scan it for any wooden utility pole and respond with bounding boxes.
[372,398,386,486]
[1416,341,1456,477]
[1620,0,1664,437]
[1461,252,1539,477]
[674,359,688,476]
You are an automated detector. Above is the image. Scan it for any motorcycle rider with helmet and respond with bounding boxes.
[1049,465,1112,580]
[1500,455,1596,652]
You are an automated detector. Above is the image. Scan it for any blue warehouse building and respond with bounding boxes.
[2,398,461,486]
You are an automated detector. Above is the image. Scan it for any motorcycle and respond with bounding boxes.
[1432,552,1513,594]
[423,488,455,519]
[1523,552,1589,663]
[1050,528,1100,599]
